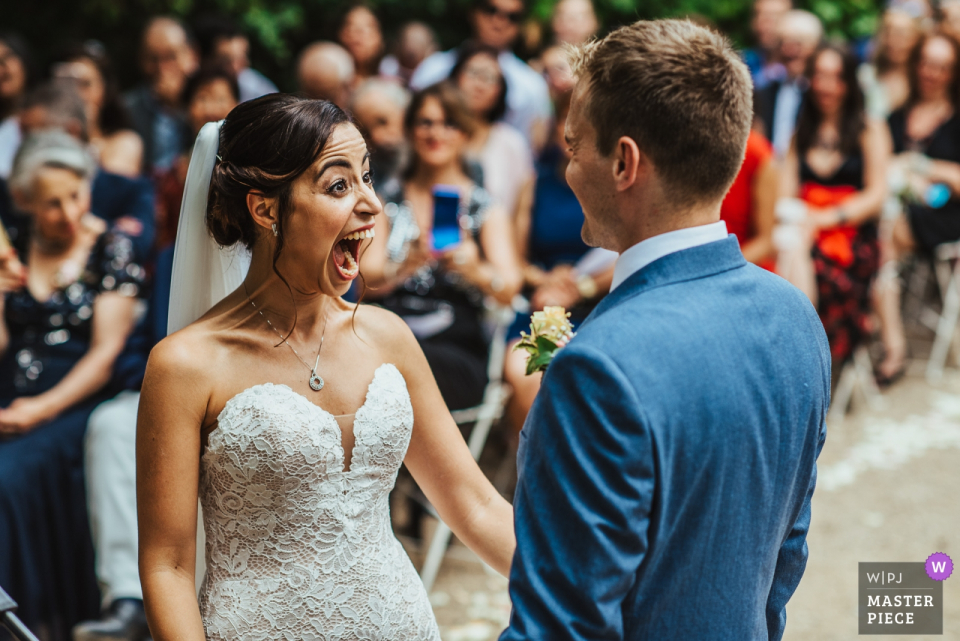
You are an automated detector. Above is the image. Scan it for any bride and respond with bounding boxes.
[136,94,515,640]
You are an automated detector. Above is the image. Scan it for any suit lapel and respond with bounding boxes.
[579,236,747,330]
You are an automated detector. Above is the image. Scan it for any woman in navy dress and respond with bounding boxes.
[0,131,144,638]
[504,93,614,431]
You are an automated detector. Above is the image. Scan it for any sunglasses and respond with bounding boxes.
[478,2,523,24]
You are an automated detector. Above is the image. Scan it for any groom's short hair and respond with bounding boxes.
[568,19,753,206]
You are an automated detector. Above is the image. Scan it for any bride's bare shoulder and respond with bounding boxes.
[146,318,230,386]
[349,302,420,360]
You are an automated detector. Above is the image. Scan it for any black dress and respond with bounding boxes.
[888,108,960,251]
[0,223,145,639]
[376,182,492,411]
[800,153,880,362]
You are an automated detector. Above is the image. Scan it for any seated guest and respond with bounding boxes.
[503,92,612,432]
[450,41,535,220]
[754,9,823,156]
[13,82,155,258]
[779,44,890,368]
[876,32,960,382]
[0,131,145,636]
[338,3,386,86]
[859,8,920,119]
[363,82,521,410]
[410,0,551,150]
[124,17,196,174]
[155,65,239,249]
[742,0,792,88]
[379,22,438,87]
[350,78,409,187]
[0,33,38,178]
[192,14,277,103]
[52,41,144,178]
[296,41,355,110]
[720,129,778,268]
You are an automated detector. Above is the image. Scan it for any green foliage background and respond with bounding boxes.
[7,0,884,91]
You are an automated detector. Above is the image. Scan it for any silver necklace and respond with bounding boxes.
[244,286,327,391]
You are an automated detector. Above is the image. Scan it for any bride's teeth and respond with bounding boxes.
[343,229,375,241]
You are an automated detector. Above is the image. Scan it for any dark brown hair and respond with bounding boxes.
[568,19,753,206]
[402,82,477,179]
[905,31,960,111]
[795,44,865,158]
[449,40,508,123]
[207,93,351,251]
[57,40,133,136]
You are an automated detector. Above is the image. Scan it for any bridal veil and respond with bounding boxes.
[167,120,251,335]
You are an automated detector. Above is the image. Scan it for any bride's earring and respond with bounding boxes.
[271,223,278,237]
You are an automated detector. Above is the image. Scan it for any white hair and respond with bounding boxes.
[351,79,410,111]
[9,130,97,199]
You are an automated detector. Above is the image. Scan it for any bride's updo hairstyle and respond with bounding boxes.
[207,93,350,250]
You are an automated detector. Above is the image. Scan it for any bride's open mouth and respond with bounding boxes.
[332,227,375,280]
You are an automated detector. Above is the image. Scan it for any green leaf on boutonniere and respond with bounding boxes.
[526,350,556,376]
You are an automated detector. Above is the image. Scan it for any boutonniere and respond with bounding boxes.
[514,306,575,375]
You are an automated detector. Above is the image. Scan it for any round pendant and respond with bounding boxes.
[309,372,324,391]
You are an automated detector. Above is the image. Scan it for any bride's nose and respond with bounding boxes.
[357,182,383,219]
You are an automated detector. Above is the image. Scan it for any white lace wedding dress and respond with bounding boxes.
[197,363,441,640]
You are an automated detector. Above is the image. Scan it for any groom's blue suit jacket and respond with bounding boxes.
[501,236,830,641]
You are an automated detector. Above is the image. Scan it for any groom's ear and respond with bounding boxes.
[612,135,643,192]
[247,190,279,234]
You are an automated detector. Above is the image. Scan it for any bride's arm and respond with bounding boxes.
[136,335,210,640]
[390,317,516,576]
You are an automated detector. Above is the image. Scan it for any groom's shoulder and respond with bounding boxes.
[578,262,826,354]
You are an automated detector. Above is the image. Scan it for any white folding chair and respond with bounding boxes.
[418,303,516,593]
[925,241,960,382]
[827,345,884,423]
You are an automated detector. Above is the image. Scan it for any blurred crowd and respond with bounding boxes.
[2,0,960,639]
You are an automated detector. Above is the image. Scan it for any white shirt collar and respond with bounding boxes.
[610,221,729,293]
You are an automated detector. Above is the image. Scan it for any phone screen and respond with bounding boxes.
[432,186,461,252]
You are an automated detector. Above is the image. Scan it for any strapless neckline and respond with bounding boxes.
[209,362,397,476]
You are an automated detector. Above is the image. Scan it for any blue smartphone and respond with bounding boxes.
[431,186,461,252]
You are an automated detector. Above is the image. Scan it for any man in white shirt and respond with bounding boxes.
[753,10,823,156]
[410,0,550,149]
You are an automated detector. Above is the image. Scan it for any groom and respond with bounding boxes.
[501,20,829,641]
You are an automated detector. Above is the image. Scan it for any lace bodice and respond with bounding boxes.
[197,364,440,640]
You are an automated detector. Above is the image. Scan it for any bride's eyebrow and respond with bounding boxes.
[316,158,352,179]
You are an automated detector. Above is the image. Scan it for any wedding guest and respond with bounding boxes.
[754,9,823,156]
[875,32,960,382]
[193,14,277,103]
[154,66,238,250]
[338,3,386,85]
[503,92,611,432]
[540,45,576,101]
[859,8,921,119]
[297,41,355,110]
[52,41,144,178]
[450,41,534,219]
[15,82,156,259]
[124,17,197,174]
[942,0,960,41]
[0,33,38,179]
[780,44,890,366]
[378,22,438,87]
[0,131,145,637]
[410,0,551,151]
[720,129,778,268]
[363,82,521,410]
[350,79,409,187]
[550,0,599,46]
[742,0,792,88]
